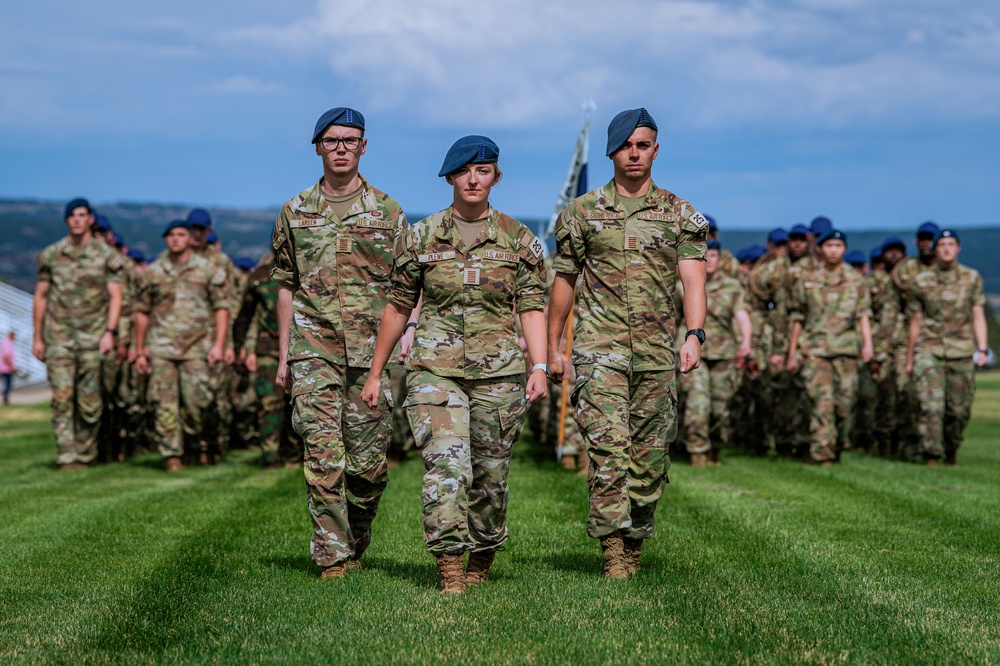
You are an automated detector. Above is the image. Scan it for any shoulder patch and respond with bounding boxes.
[688,212,709,229]
[529,236,544,260]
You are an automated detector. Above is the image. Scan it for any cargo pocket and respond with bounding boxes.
[403,387,452,449]
[489,395,527,458]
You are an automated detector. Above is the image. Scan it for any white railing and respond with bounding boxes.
[0,281,47,386]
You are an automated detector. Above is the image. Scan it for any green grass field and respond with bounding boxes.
[2,376,999,665]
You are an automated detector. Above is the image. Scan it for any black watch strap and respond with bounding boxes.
[685,328,706,345]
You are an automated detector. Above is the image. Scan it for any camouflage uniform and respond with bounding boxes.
[101,254,139,461]
[36,237,123,465]
[272,175,405,568]
[679,271,747,456]
[790,262,872,462]
[388,206,547,555]
[856,268,895,454]
[135,251,227,460]
[229,269,259,449]
[233,255,303,466]
[907,263,984,461]
[196,244,238,456]
[553,180,707,540]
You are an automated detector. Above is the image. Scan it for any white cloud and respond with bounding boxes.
[208,75,283,95]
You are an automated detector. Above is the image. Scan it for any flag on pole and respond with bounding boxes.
[545,99,595,240]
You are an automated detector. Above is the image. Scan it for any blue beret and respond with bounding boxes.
[606,107,658,157]
[881,235,906,252]
[768,227,788,244]
[747,245,767,263]
[869,245,884,262]
[92,213,113,232]
[113,232,125,247]
[187,208,212,227]
[735,247,750,262]
[234,256,256,271]
[706,240,721,251]
[917,221,940,237]
[817,228,847,246]
[65,198,91,218]
[438,135,500,178]
[206,230,218,244]
[845,250,866,266]
[162,220,191,237]
[704,214,718,232]
[810,216,833,235]
[312,107,365,143]
[127,248,147,262]
[789,224,809,237]
[933,229,959,246]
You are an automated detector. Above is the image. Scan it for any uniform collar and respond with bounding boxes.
[297,173,379,219]
[436,206,500,251]
[597,179,662,213]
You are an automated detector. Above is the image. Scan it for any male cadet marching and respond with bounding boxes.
[905,230,988,465]
[786,229,873,465]
[186,209,237,461]
[272,107,406,579]
[133,220,228,471]
[867,236,906,457]
[548,108,708,579]
[33,198,124,470]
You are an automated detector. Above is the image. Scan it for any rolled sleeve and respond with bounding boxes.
[270,211,298,290]
[386,225,421,310]
[551,209,584,275]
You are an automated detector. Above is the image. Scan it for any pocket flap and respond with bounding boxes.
[402,386,450,408]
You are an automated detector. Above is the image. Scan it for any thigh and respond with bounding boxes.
[573,364,630,450]
[178,358,211,409]
[404,370,470,450]
[630,368,677,450]
[468,376,526,460]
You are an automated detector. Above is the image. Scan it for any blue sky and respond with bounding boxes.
[2,0,999,230]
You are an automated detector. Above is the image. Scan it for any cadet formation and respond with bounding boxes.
[31,107,991,593]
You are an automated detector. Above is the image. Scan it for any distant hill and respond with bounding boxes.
[3,198,1000,298]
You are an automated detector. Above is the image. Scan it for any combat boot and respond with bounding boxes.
[623,537,643,575]
[321,563,348,579]
[165,457,183,473]
[436,554,466,595]
[690,453,709,467]
[560,454,576,471]
[600,533,629,580]
[59,462,87,472]
[465,551,496,585]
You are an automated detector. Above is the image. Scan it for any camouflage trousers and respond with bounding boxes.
[207,362,234,455]
[148,357,211,459]
[290,359,391,568]
[99,356,125,461]
[771,366,810,457]
[46,348,106,465]
[256,355,301,466]
[120,361,151,454]
[868,359,897,456]
[229,363,258,449]
[854,359,878,451]
[913,353,975,460]
[573,364,675,541]
[404,370,526,556]
[892,346,922,462]
[388,365,415,459]
[526,372,585,458]
[801,355,858,463]
[680,359,738,455]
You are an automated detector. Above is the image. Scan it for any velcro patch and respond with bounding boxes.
[585,211,625,220]
[689,212,709,229]
[624,234,640,251]
[529,237,544,260]
[637,212,674,222]
[484,250,518,263]
[354,217,396,230]
[337,237,352,253]
[418,251,456,263]
[289,218,326,229]
[463,267,480,285]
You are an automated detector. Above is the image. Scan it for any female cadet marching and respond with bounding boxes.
[362,136,548,594]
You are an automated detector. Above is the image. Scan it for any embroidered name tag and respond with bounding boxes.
[337,237,352,253]
[463,267,480,285]
[354,218,396,230]
[637,212,674,222]
[585,212,625,220]
[418,251,456,263]
[624,234,640,251]
[289,218,326,229]
[483,250,518,263]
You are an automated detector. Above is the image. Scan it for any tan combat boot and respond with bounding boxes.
[165,457,184,473]
[465,551,496,585]
[690,453,709,467]
[601,534,629,580]
[321,563,349,579]
[436,554,466,595]
[623,537,643,575]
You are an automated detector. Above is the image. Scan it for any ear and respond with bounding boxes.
[314,142,321,157]
[445,174,455,186]
[652,142,659,160]
[492,170,502,186]
[359,137,367,157]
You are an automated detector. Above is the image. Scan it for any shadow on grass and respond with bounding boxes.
[265,554,316,576]
[541,551,601,576]
[364,554,439,591]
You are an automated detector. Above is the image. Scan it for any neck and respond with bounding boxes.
[321,170,362,197]
[919,254,935,266]
[168,249,190,264]
[67,230,91,246]
[824,259,841,271]
[613,176,651,198]
[452,200,489,221]
[938,259,955,270]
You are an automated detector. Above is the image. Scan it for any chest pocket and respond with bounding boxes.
[479,248,519,294]
[584,211,626,257]
[634,210,679,260]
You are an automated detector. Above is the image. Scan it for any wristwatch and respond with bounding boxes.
[685,328,706,345]
[105,328,118,336]
[531,363,548,374]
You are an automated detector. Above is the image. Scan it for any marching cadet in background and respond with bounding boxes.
[273,107,406,580]
[33,198,123,470]
[787,229,873,465]
[229,256,259,450]
[548,108,707,579]
[133,220,228,472]
[680,240,751,466]
[233,252,303,469]
[362,135,548,595]
[187,209,237,463]
[905,230,988,466]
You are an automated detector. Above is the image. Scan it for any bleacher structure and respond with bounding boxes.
[0,281,47,387]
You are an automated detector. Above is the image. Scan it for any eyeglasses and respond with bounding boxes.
[318,137,363,151]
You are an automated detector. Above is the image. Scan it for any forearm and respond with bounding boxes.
[735,309,752,350]
[32,287,48,342]
[370,302,413,377]
[546,274,577,351]
[679,260,707,330]
[860,316,873,350]
[906,313,921,365]
[213,310,229,349]
[277,287,293,364]
[134,313,149,354]
[106,282,123,331]
[972,306,988,351]
[788,321,802,359]
[518,309,547,367]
